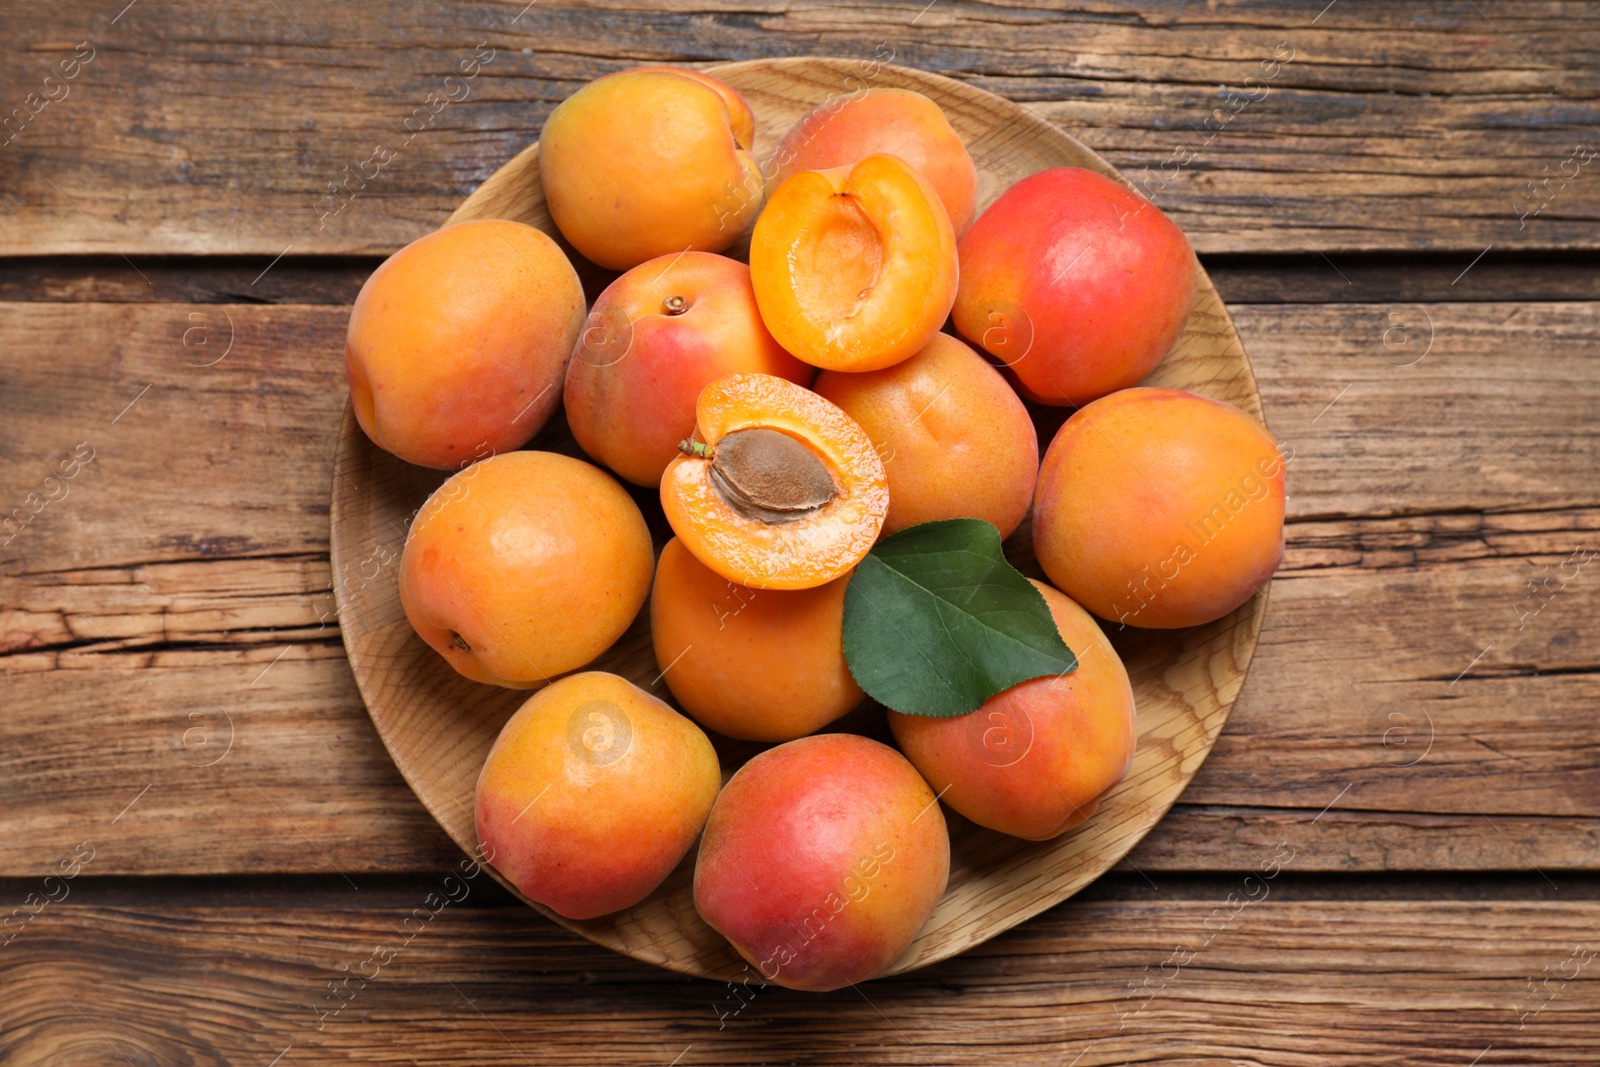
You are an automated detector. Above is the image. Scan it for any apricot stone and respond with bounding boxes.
[651,537,862,741]
[1033,388,1286,629]
[345,219,585,470]
[953,167,1198,406]
[750,154,957,372]
[539,66,762,270]
[814,332,1038,538]
[890,580,1136,840]
[564,252,811,487]
[477,672,720,920]
[772,88,978,234]
[694,734,949,991]
[399,451,653,687]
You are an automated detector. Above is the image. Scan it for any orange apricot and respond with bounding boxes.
[771,87,978,234]
[539,66,762,270]
[889,580,1136,840]
[814,332,1038,537]
[476,671,720,919]
[345,219,585,470]
[1033,388,1286,629]
[399,451,653,687]
[749,153,957,372]
[661,373,888,590]
[651,537,862,741]
[564,252,811,487]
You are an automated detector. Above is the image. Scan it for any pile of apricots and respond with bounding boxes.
[346,65,1287,992]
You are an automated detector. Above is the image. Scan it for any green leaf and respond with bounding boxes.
[842,518,1077,717]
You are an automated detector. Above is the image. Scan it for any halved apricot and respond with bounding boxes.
[749,153,957,373]
[661,373,888,590]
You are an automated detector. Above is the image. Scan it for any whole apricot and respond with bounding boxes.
[814,332,1038,538]
[1033,388,1285,629]
[694,734,949,991]
[651,537,862,741]
[477,671,720,920]
[750,154,957,372]
[399,451,653,687]
[346,219,585,470]
[564,252,811,487]
[661,373,888,590]
[889,580,1136,840]
[539,67,762,270]
[953,167,1198,406]
[772,88,978,234]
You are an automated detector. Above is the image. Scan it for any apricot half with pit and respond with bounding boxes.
[750,153,957,373]
[661,373,888,590]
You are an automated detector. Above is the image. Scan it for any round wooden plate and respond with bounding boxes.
[331,57,1268,982]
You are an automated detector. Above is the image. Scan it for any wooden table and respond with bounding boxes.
[3,3,1597,1063]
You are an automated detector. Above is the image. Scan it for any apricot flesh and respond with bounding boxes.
[476,671,720,919]
[539,66,762,270]
[1033,387,1286,628]
[693,734,950,991]
[564,252,811,487]
[750,154,958,372]
[399,451,653,687]
[651,537,863,742]
[345,219,585,470]
[661,373,888,590]
[814,332,1038,538]
[890,581,1137,840]
[772,87,978,234]
[953,167,1198,406]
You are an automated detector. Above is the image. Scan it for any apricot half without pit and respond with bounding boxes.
[661,373,888,591]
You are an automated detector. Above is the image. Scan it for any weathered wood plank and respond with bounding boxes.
[1,2,1597,257]
[1,897,1595,1064]
[2,299,1597,874]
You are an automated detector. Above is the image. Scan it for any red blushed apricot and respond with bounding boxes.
[564,252,812,487]
[346,219,585,470]
[661,373,888,591]
[1033,388,1286,629]
[651,537,862,741]
[814,332,1038,538]
[539,67,763,270]
[750,154,957,372]
[953,167,1199,406]
[889,581,1136,841]
[476,672,720,920]
[693,734,950,991]
[399,452,653,687]
[772,88,978,234]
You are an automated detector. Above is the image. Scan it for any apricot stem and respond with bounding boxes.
[679,439,711,459]
[664,295,688,316]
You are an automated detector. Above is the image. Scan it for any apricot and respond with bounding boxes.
[650,537,862,741]
[477,671,720,920]
[346,219,585,470]
[771,88,978,234]
[814,332,1038,538]
[694,734,949,991]
[539,66,762,270]
[889,580,1136,840]
[564,252,812,487]
[662,373,887,590]
[1033,388,1285,629]
[953,167,1198,406]
[399,451,653,687]
[750,154,957,372]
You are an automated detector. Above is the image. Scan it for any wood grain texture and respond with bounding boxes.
[4,896,1599,1064]
[3,297,1596,878]
[335,57,1265,981]
[2,2,1598,257]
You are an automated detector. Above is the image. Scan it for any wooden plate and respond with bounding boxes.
[331,58,1267,982]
